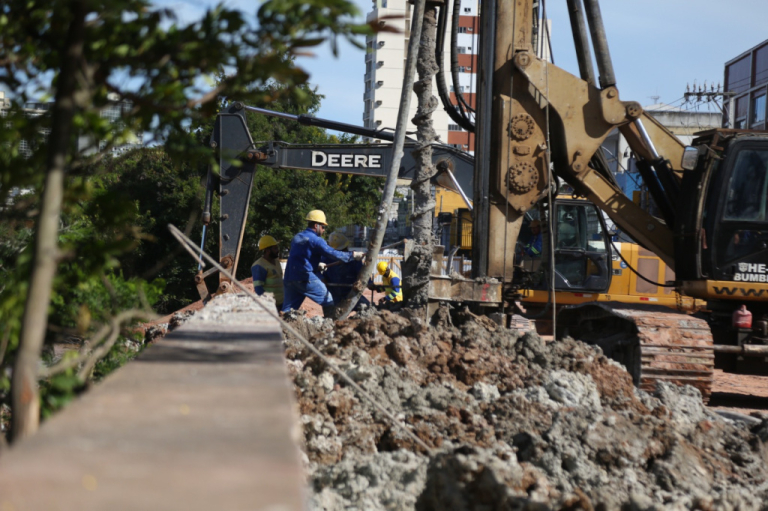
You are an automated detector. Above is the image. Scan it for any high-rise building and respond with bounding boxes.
[362,0,551,154]
[0,92,140,158]
[361,1,550,245]
[724,38,768,130]
[363,0,479,152]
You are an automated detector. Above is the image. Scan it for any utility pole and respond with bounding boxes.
[683,82,735,126]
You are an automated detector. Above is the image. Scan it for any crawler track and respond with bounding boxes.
[557,303,714,401]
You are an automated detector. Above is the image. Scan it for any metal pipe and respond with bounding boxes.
[202,165,214,225]
[634,119,661,160]
[242,105,299,121]
[470,0,495,278]
[197,225,207,272]
[444,168,473,211]
[243,105,397,142]
[582,0,616,88]
[713,344,768,356]
[566,0,596,85]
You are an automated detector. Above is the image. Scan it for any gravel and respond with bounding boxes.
[282,306,768,510]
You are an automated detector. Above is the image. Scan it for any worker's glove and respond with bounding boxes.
[352,251,364,261]
[318,262,328,272]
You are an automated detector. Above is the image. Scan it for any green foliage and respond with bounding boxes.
[39,366,81,421]
[38,335,146,420]
[0,0,372,429]
[83,147,204,312]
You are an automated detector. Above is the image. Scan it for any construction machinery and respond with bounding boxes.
[200,101,738,401]
[454,0,768,399]
[196,103,475,300]
[201,105,694,323]
[201,0,768,400]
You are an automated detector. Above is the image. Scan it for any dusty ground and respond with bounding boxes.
[145,283,768,423]
[282,307,768,510]
[147,278,385,328]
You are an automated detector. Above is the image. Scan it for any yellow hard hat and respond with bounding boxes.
[328,232,350,250]
[305,209,327,226]
[376,261,389,275]
[258,235,278,251]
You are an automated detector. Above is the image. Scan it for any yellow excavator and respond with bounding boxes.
[431,0,768,400]
[444,193,703,323]
[202,0,766,401]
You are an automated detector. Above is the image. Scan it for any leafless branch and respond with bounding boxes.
[39,309,157,379]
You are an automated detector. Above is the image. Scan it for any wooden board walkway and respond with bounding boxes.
[0,294,304,511]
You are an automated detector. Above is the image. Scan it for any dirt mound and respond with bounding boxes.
[283,306,768,510]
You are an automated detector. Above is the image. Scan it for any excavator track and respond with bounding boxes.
[557,303,714,402]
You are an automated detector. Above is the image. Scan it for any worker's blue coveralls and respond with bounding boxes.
[323,258,371,310]
[524,233,543,257]
[281,228,355,312]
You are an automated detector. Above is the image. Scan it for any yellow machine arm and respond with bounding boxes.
[474,0,686,277]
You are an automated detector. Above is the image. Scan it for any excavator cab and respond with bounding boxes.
[704,140,768,282]
[517,198,611,293]
[676,132,768,297]
[552,201,611,291]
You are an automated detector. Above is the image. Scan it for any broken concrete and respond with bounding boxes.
[283,307,768,510]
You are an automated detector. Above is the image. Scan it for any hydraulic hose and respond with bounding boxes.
[435,0,474,132]
[451,0,475,117]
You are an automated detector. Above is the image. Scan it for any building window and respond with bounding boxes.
[464,7,470,12]
[448,124,463,131]
[752,94,766,125]
[457,46,467,54]
[735,95,748,129]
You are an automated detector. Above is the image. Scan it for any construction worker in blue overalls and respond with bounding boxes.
[524,219,543,257]
[282,210,364,314]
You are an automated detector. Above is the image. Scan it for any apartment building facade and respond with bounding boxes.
[724,38,768,130]
[362,0,479,152]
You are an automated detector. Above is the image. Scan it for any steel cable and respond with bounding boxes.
[168,224,434,453]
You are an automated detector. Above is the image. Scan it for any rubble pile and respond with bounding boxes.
[283,307,768,510]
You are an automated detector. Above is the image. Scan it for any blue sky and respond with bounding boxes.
[8,1,766,129]
[247,0,768,126]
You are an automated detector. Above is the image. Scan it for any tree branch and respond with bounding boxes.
[39,309,157,379]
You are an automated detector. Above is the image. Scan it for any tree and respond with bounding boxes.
[0,0,367,441]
